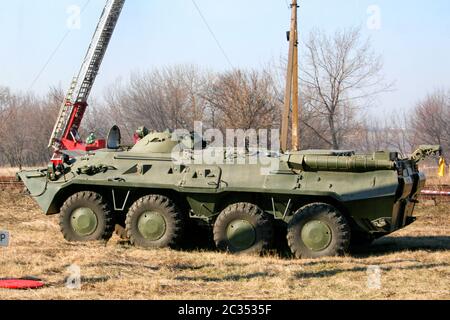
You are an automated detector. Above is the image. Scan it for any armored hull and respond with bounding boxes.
[18,132,438,258]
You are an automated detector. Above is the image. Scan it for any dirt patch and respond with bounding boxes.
[0,191,449,300]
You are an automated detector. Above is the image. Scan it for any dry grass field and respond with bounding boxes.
[0,189,449,300]
[0,168,38,177]
[421,166,450,186]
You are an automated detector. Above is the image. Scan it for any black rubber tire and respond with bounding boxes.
[59,191,114,242]
[126,195,183,249]
[214,203,273,255]
[287,203,351,259]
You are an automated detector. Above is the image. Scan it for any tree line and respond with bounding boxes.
[0,28,448,168]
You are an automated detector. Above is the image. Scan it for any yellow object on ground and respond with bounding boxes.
[438,157,447,177]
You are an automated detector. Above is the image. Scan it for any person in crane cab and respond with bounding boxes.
[85,132,97,145]
[133,126,150,144]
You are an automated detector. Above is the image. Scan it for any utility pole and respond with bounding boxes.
[281,0,299,153]
[291,15,299,152]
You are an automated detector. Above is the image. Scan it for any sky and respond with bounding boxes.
[1,0,450,116]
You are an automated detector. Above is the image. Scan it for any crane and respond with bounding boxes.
[49,0,126,165]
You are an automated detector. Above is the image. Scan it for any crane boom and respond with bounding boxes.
[49,0,125,154]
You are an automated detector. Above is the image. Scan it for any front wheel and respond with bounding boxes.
[287,203,350,259]
[59,192,115,242]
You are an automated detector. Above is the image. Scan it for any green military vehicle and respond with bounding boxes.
[17,0,442,259]
[18,130,442,258]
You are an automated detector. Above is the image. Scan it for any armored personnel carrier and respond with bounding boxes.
[18,0,442,258]
[18,129,441,258]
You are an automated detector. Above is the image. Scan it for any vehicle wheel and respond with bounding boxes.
[214,203,273,255]
[287,203,350,259]
[60,192,114,242]
[126,195,183,249]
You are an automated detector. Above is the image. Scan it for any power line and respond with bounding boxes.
[29,0,92,91]
[191,0,234,69]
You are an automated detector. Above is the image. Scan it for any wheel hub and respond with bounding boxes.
[138,211,167,241]
[226,220,256,250]
[71,207,98,236]
[301,220,332,252]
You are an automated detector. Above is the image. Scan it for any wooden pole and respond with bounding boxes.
[291,17,299,151]
[281,0,298,153]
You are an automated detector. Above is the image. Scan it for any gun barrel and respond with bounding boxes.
[288,154,395,172]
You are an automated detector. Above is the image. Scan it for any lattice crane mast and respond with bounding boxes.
[49,0,125,164]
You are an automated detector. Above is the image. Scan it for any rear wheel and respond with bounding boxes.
[214,203,273,255]
[60,192,114,242]
[287,203,350,259]
[126,195,184,249]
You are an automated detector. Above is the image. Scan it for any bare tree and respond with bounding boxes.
[81,99,113,140]
[410,90,450,153]
[353,113,414,156]
[0,94,34,168]
[0,87,65,167]
[105,65,210,141]
[301,27,391,149]
[0,86,10,129]
[30,87,64,164]
[0,86,9,138]
[0,86,9,107]
[205,69,281,131]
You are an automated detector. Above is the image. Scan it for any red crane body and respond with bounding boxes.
[49,0,125,164]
